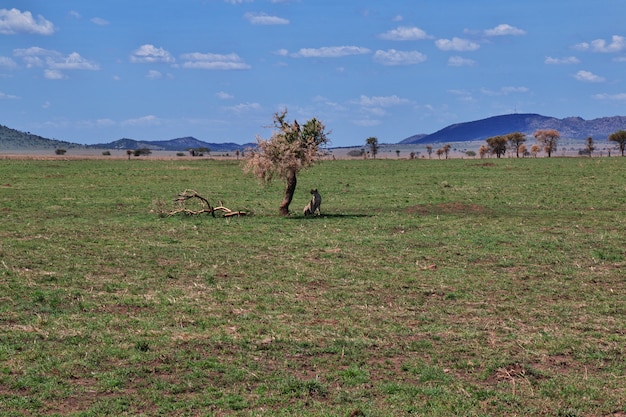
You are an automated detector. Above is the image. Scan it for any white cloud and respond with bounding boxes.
[435,37,480,52]
[244,12,289,25]
[44,69,65,80]
[69,11,81,19]
[181,52,250,70]
[379,26,431,41]
[481,86,529,96]
[357,95,410,107]
[0,56,17,69]
[392,15,403,22]
[13,47,99,78]
[130,44,175,64]
[291,46,370,58]
[575,35,626,53]
[483,24,526,37]
[216,91,234,99]
[146,70,162,79]
[448,56,476,67]
[91,17,109,26]
[593,93,626,100]
[574,70,605,83]
[224,102,261,113]
[225,0,253,3]
[122,115,161,127]
[373,49,427,66]
[274,48,289,57]
[545,56,580,65]
[48,52,100,70]
[0,90,19,99]
[0,8,55,35]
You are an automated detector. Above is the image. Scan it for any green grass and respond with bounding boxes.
[1,156,626,416]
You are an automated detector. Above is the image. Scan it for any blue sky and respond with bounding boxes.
[1,1,625,147]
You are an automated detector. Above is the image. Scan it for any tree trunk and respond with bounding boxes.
[279,168,297,216]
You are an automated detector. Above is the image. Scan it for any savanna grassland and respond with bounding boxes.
[1,156,625,416]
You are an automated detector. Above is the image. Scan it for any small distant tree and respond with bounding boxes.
[395,150,400,158]
[485,135,508,158]
[54,148,67,155]
[244,110,329,216]
[366,137,379,159]
[530,143,541,158]
[442,144,451,159]
[133,148,152,157]
[585,136,595,157]
[465,150,476,158]
[608,130,626,156]
[507,132,526,158]
[409,151,416,160]
[235,149,240,160]
[436,148,444,159]
[534,129,560,158]
[479,144,489,159]
[426,145,433,159]
[126,149,133,160]
[518,143,527,157]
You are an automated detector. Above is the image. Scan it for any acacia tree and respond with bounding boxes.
[534,129,560,157]
[507,132,526,158]
[442,144,451,159]
[485,135,508,158]
[426,145,433,159]
[609,130,626,156]
[530,143,541,158]
[585,136,595,157]
[244,110,329,216]
[366,137,379,159]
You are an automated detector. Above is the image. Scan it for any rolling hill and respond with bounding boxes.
[88,136,255,152]
[401,113,626,144]
[0,124,86,151]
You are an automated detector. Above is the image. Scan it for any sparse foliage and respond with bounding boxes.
[244,110,329,216]
[426,145,433,159]
[608,130,626,156]
[533,129,560,158]
[442,144,451,159]
[479,144,489,159]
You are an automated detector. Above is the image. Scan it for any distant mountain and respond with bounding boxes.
[398,133,428,144]
[402,113,626,144]
[0,124,86,150]
[89,136,255,152]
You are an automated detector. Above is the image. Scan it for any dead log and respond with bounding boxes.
[166,190,248,217]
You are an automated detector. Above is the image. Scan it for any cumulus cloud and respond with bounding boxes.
[575,35,626,53]
[448,56,476,67]
[13,47,100,77]
[244,12,289,25]
[379,26,431,41]
[483,24,526,37]
[545,56,580,65]
[574,70,605,82]
[373,49,427,66]
[181,52,250,70]
[435,37,480,52]
[130,44,175,64]
[291,46,370,58]
[0,8,55,35]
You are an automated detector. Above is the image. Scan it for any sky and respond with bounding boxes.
[1,0,626,147]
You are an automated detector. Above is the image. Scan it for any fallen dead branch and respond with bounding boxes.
[163,189,249,218]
